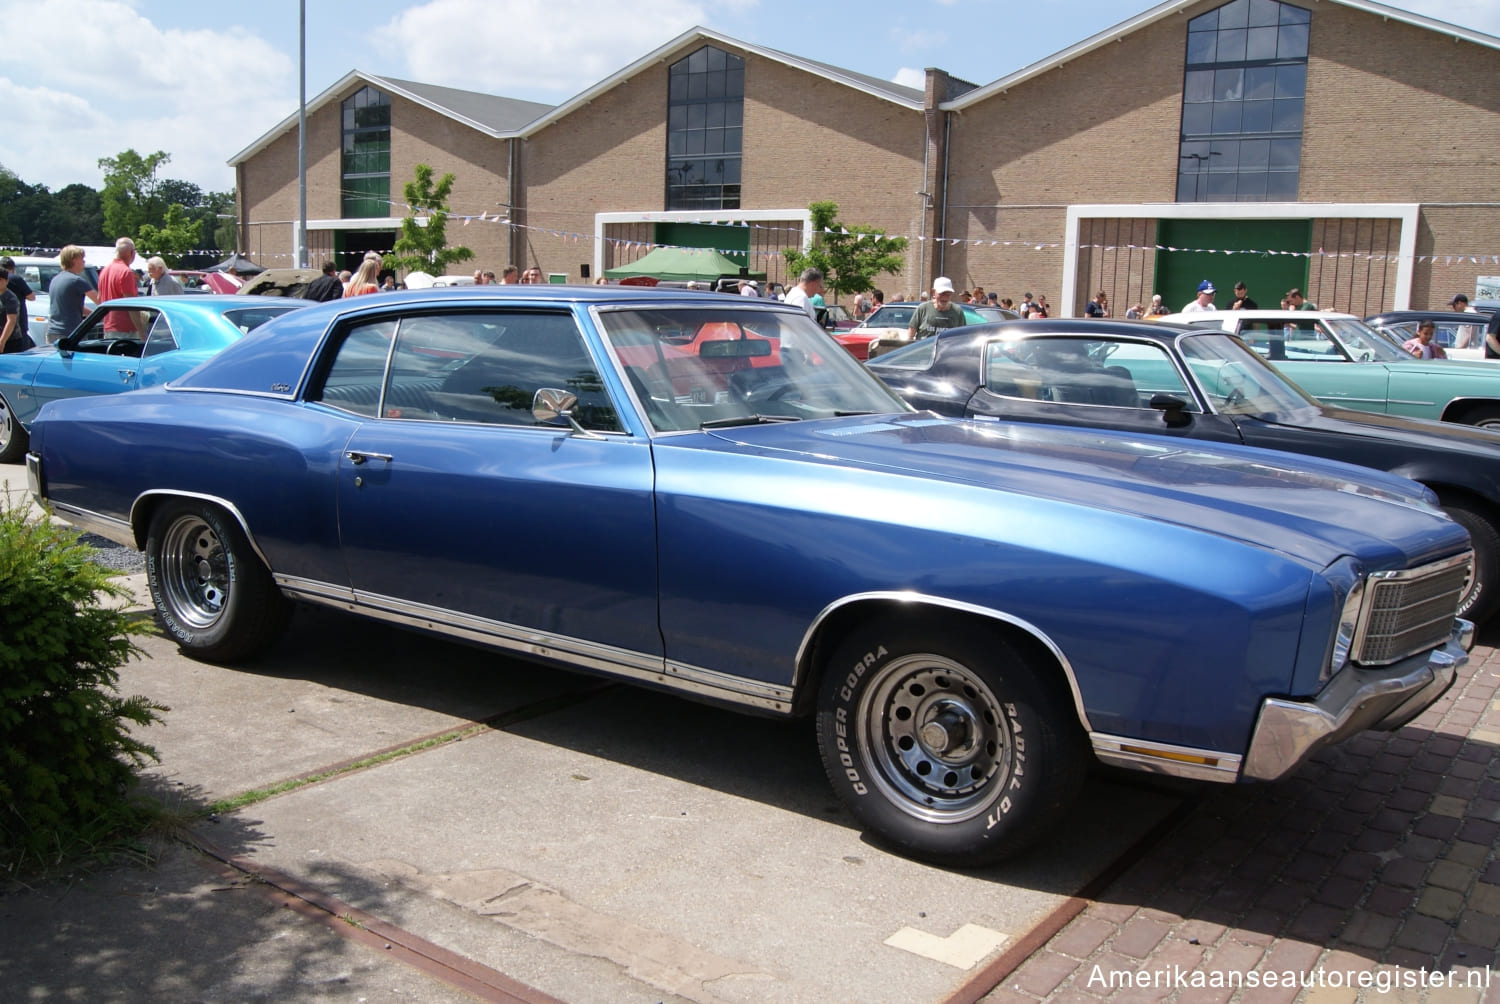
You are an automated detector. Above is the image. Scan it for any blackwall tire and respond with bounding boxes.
[0,392,27,464]
[145,500,290,662]
[815,620,1087,866]
[1441,498,1500,624]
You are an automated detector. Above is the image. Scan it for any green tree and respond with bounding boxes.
[137,204,204,266]
[97,149,171,239]
[782,201,909,301]
[385,164,473,276]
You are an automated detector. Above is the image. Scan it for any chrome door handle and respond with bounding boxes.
[346,451,393,465]
[118,370,136,381]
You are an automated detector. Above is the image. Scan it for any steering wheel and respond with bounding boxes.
[744,381,800,405]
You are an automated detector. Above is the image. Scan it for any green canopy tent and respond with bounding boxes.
[604,246,763,284]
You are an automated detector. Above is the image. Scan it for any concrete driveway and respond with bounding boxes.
[0,465,1183,1002]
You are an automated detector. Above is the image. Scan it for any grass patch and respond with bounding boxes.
[208,724,492,816]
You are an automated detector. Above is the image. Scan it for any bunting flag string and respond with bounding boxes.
[11,195,1500,268]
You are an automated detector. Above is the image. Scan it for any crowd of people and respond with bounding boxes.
[11,242,1495,364]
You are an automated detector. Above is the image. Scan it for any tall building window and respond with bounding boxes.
[343,87,391,218]
[1177,0,1309,202]
[666,46,744,210]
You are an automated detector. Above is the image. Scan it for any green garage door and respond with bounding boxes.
[1155,220,1309,312]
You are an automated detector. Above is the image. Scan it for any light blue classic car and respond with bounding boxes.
[0,294,309,462]
[1163,309,1500,428]
[27,286,1472,865]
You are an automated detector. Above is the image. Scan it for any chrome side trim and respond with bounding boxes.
[47,501,137,549]
[1242,621,1468,782]
[1090,734,1242,783]
[796,590,1093,732]
[276,575,795,713]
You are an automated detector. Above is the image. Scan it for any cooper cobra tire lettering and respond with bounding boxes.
[814,621,1086,867]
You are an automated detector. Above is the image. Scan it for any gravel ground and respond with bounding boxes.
[79,533,146,575]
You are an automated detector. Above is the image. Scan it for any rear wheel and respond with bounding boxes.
[815,619,1087,866]
[1459,404,1500,430]
[1439,498,1500,624]
[145,500,290,662]
[0,392,27,464]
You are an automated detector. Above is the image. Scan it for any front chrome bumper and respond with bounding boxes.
[1242,619,1472,781]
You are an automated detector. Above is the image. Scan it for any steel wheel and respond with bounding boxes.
[157,513,230,629]
[816,619,1087,865]
[856,654,1011,823]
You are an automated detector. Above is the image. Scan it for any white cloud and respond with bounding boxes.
[892,67,925,89]
[371,0,708,96]
[0,0,295,190]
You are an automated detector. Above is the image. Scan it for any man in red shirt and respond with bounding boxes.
[97,238,144,335]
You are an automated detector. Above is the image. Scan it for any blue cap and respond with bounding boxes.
[1197,280,1215,294]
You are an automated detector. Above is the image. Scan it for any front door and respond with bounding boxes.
[322,308,662,660]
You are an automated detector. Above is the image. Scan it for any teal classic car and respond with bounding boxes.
[1162,310,1500,428]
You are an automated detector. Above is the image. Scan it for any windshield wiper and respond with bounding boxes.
[699,414,802,429]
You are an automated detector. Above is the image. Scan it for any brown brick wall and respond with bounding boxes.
[236,17,1499,304]
[517,46,926,287]
[239,83,512,276]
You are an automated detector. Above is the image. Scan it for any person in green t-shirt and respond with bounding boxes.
[908,277,967,338]
[1286,287,1318,310]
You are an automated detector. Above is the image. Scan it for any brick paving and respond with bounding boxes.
[982,642,1500,1003]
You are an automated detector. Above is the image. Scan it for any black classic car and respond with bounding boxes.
[868,319,1500,622]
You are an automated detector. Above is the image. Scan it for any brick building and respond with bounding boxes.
[230,0,1499,315]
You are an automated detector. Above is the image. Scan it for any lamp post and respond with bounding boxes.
[295,0,308,269]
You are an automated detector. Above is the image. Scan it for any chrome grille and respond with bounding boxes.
[1353,553,1471,666]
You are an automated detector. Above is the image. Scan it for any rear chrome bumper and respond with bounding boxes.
[1242,619,1471,782]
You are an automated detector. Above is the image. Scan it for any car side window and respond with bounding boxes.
[426,312,620,431]
[316,320,398,417]
[1238,320,1333,362]
[313,312,622,432]
[142,313,177,356]
[984,338,1155,409]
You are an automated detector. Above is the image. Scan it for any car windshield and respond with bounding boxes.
[1178,332,1320,415]
[595,306,911,432]
[1323,317,1412,362]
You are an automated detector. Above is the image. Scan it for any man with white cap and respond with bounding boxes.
[739,279,759,297]
[908,276,967,339]
[1181,280,1217,313]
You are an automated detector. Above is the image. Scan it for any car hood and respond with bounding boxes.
[700,415,1463,571]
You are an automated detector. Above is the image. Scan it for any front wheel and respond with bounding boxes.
[146,500,290,662]
[1439,498,1500,624]
[815,621,1087,866]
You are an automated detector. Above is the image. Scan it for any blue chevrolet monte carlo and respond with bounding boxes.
[26,285,1474,865]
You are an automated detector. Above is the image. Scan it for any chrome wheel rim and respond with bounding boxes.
[0,397,13,452]
[856,654,1012,823]
[160,515,229,629]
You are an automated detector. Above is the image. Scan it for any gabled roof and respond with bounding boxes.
[516,26,925,136]
[228,29,924,167]
[227,70,555,167]
[943,0,1500,111]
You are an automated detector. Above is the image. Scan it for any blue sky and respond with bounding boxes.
[2,0,1497,194]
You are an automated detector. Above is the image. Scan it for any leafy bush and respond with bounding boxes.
[0,503,164,875]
